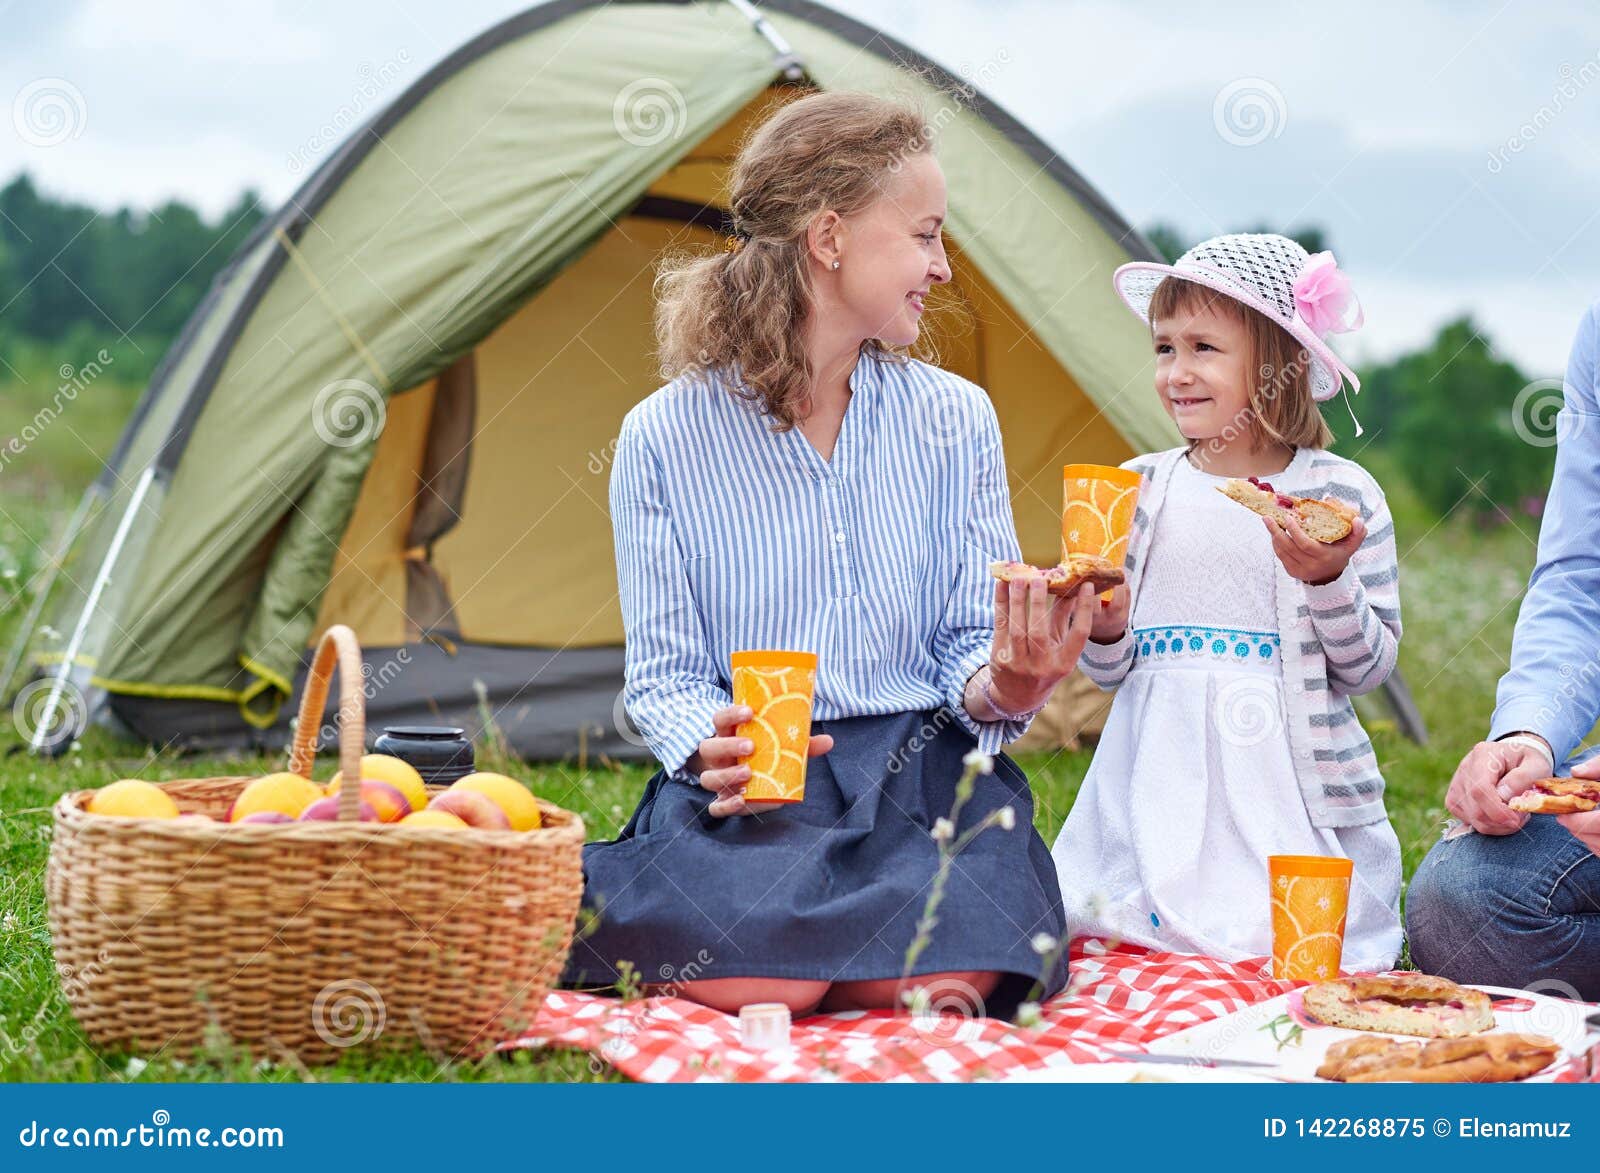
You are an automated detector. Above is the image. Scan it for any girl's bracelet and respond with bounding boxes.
[980,666,1046,723]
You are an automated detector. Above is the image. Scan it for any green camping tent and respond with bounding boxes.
[15,0,1192,759]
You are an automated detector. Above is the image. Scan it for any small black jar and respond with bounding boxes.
[373,725,475,787]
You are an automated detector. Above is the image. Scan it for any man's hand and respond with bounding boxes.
[1557,753,1600,856]
[1445,736,1553,834]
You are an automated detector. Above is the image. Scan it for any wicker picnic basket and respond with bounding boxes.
[45,624,586,1064]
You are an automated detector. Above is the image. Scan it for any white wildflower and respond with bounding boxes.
[1030,932,1058,956]
[1015,1001,1043,1028]
[963,749,994,774]
[931,817,954,843]
[997,805,1016,831]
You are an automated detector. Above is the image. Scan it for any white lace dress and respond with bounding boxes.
[1051,448,1403,972]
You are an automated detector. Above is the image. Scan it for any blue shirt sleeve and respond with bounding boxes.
[1489,300,1600,767]
[611,408,731,778]
[932,392,1031,752]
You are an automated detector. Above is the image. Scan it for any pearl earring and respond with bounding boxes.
[831,260,840,270]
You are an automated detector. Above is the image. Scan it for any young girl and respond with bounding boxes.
[562,91,1098,1020]
[1052,233,1404,972]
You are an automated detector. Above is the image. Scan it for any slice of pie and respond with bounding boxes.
[988,552,1125,597]
[1508,776,1600,814]
[1316,1032,1560,1083]
[1217,476,1357,543]
[1302,974,1495,1038]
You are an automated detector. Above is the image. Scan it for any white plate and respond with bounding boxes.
[997,1060,1278,1084]
[1143,984,1594,1082]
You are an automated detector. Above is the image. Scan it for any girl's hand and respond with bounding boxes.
[1090,583,1131,644]
[1263,509,1366,586]
[988,578,1097,712]
[686,703,835,818]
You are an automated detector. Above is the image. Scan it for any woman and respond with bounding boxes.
[562,91,1103,1021]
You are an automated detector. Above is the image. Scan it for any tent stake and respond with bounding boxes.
[28,465,156,754]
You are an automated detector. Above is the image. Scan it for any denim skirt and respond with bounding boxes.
[561,708,1069,1020]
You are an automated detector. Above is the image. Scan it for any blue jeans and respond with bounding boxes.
[1406,813,1600,1001]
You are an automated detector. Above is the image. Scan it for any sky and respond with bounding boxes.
[2,0,1598,376]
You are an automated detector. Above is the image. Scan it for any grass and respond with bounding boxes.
[0,399,1560,1082]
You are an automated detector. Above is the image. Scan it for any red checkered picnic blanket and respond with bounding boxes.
[502,939,1600,1082]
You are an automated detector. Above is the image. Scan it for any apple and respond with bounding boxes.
[426,789,511,830]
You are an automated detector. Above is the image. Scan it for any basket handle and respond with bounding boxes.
[287,624,366,821]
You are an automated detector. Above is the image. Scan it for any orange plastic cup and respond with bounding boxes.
[1269,854,1353,981]
[731,650,817,804]
[1061,463,1143,567]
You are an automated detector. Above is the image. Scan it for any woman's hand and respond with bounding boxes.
[1264,510,1365,586]
[1090,583,1131,644]
[987,578,1097,713]
[685,703,835,818]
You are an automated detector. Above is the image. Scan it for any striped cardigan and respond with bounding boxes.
[1079,446,1401,828]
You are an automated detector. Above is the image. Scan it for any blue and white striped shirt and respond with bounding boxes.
[611,351,1030,778]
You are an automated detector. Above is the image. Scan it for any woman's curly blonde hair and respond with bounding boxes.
[654,90,936,430]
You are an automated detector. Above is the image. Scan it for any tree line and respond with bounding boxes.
[0,178,1558,524]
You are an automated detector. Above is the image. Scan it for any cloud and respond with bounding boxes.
[0,0,1595,373]
[68,0,327,64]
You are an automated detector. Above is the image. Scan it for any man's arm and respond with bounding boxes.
[1488,301,1600,769]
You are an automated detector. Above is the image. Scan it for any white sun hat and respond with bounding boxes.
[1113,233,1364,406]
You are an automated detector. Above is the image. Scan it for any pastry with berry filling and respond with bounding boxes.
[1302,974,1495,1038]
[988,552,1125,597]
[1217,475,1358,543]
[1508,776,1600,815]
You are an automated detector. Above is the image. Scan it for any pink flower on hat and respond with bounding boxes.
[1292,251,1363,337]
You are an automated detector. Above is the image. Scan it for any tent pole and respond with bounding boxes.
[724,0,806,80]
[1,481,100,702]
[28,465,156,754]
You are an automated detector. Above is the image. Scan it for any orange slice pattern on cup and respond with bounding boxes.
[1268,857,1353,981]
[731,651,817,804]
[1061,464,1143,567]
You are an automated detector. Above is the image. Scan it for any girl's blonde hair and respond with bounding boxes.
[654,90,934,430]
[1149,277,1334,451]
